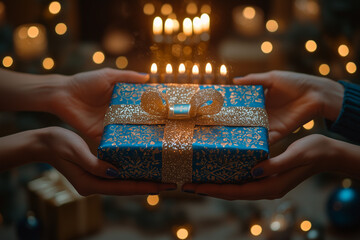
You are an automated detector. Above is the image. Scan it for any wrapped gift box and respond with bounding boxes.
[27,170,103,240]
[98,83,269,184]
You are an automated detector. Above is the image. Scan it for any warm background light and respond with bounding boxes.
[153,17,163,35]
[115,56,128,69]
[164,18,174,35]
[42,57,54,70]
[346,62,357,74]
[305,40,317,52]
[338,44,349,57]
[205,63,212,74]
[293,127,301,134]
[2,56,13,68]
[27,26,39,38]
[49,1,61,15]
[250,224,262,236]
[342,178,352,188]
[92,51,105,64]
[172,19,180,32]
[193,17,202,34]
[303,120,314,130]
[186,2,198,15]
[146,195,159,206]
[183,18,192,36]
[261,41,273,54]
[266,19,279,32]
[192,64,199,75]
[176,228,189,240]
[161,3,173,16]
[319,64,330,76]
[220,64,227,76]
[200,13,210,32]
[201,4,211,14]
[179,63,186,74]
[150,63,157,74]
[242,6,256,20]
[143,3,155,15]
[55,23,67,35]
[300,220,312,232]
[166,63,173,74]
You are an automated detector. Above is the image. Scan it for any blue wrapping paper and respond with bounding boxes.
[98,83,269,184]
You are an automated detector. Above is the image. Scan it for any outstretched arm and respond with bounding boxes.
[0,68,149,142]
[0,127,176,196]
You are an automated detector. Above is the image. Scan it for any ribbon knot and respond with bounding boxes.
[140,88,224,119]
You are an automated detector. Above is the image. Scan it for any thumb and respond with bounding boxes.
[110,69,149,84]
[233,72,273,88]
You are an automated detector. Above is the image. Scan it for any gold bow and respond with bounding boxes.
[104,84,268,184]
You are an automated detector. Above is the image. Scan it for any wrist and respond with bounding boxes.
[42,74,71,115]
[317,78,344,121]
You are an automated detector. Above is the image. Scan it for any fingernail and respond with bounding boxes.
[106,168,119,177]
[252,167,264,178]
[197,193,208,196]
[182,189,195,194]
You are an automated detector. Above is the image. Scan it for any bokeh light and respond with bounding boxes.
[186,2,198,15]
[300,220,312,232]
[250,224,262,236]
[161,3,172,16]
[92,51,105,64]
[27,26,39,38]
[146,195,159,206]
[42,57,54,70]
[115,56,128,69]
[266,20,279,32]
[261,41,273,54]
[318,64,330,76]
[143,3,155,15]
[2,56,13,68]
[305,40,317,52]
[55,23,67,35]
[346,62,357,74]
[303,120,314,130]
[200,4,211,14]
[49,1,61,15]
[176,228,189,240]
[342,178,352,188]
[338,44,349,57]
[243,6,256,20]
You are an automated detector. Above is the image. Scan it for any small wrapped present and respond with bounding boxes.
[27,170,103,240]
[98,83,269,184]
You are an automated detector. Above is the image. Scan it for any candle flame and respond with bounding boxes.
[192,64,199,75]
[179,63,186,74]
[183,18,192,36]
[200,13,210,32]
[151,63,157,74]
[205,63,212,74]
[220,64,227,76]
[153,16,163,35]
[193,17,202,34]
[166,63,173,74]
[164,18,174,35]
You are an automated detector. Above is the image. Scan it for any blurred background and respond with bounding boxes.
[1,0,360,239]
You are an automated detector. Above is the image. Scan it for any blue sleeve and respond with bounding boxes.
[327,80,360,142]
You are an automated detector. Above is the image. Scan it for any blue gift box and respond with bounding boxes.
[98,83,269,184]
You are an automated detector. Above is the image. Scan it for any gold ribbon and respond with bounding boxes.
[104,84,268,184]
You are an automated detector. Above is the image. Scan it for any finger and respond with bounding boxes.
[108,69,149,84]
[268,131,281,145]
[194,165,313,200]
[56,160,177,196]
[233,72,273,88]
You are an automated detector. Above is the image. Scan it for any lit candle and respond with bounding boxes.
[177,63,187,83]
[191,64,201,84]
[164,63,174,83]
[13,24,47,60]
[149,63,159,83]
[153,16,163,43]
[183,18,193,37]
[172,19,180,33]
[193,17,202,35]
[218,64,228,84]
[203,63,214,84]
[200,13,210,41]
[164,18,174,44]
